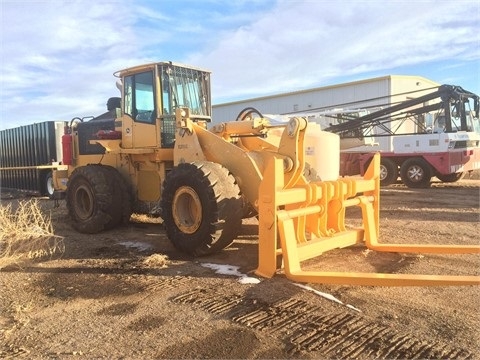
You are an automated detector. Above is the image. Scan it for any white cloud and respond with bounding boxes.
[0,1,147,129]
[187,0,480,102]
[0,0,478,130]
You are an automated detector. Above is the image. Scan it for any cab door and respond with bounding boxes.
[122,70,157,148]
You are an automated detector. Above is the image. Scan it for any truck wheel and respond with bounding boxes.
[161,161,243,256]
[379,158,398,186]
[43,171,55,199]
[400,158,432,188]
[436,172,465,183]
[66,165,123,233]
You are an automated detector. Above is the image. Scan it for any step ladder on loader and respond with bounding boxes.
[256,117,480,286]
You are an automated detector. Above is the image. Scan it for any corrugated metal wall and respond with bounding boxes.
[0,121,60,194]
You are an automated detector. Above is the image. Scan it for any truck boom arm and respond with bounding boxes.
[324,84,479,137]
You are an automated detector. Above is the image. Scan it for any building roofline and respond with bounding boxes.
[213,75,439,107]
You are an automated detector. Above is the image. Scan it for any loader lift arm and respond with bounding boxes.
[256,117,480,286]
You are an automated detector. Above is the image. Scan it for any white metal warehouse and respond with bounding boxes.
[212,75,439,124]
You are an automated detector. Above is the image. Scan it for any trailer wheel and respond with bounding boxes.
[436,172,465,183]
[43,171,55,199]
[400,158,432,188]
[66,165,123,233]
[379,158,398,186]
[161,161,243,256]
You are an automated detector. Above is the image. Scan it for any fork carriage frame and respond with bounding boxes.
[256,118,480,286]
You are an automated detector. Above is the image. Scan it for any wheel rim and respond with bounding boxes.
[74,184,94,220]
[46,176,55,196]
[379,164,388,181]
[172,186,202,234]
[407,165,424,182]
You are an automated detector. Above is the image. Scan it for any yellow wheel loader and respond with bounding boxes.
[53,61,479,286]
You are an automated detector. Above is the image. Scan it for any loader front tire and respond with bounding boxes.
[161,161,243,256]
[66,165,123,233]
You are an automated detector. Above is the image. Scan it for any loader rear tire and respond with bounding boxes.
[400,158,432,188]
[66,165,123,233]
[161,161,243,256]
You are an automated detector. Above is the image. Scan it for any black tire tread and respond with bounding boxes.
[104,166,132,225]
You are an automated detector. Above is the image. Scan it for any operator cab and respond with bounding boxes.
[115,62,211,149]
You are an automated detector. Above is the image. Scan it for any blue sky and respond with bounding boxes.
[1,0,479,130]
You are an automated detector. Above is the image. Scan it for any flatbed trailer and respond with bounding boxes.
[0,121,65,197]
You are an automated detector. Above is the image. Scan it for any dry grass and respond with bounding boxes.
[130,213,163,224]
[0,199,64,269]
[143,253,169,268]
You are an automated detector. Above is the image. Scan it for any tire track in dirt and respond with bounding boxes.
[141,275,192,291]
[171,287,473,359]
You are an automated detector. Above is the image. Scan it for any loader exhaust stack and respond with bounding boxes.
[256,118,480,286]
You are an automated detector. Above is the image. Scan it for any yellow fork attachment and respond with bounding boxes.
[256,134,479,286]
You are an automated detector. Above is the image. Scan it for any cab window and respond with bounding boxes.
[160,65,210,117]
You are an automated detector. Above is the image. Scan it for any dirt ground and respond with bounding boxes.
[1,176,479,359]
